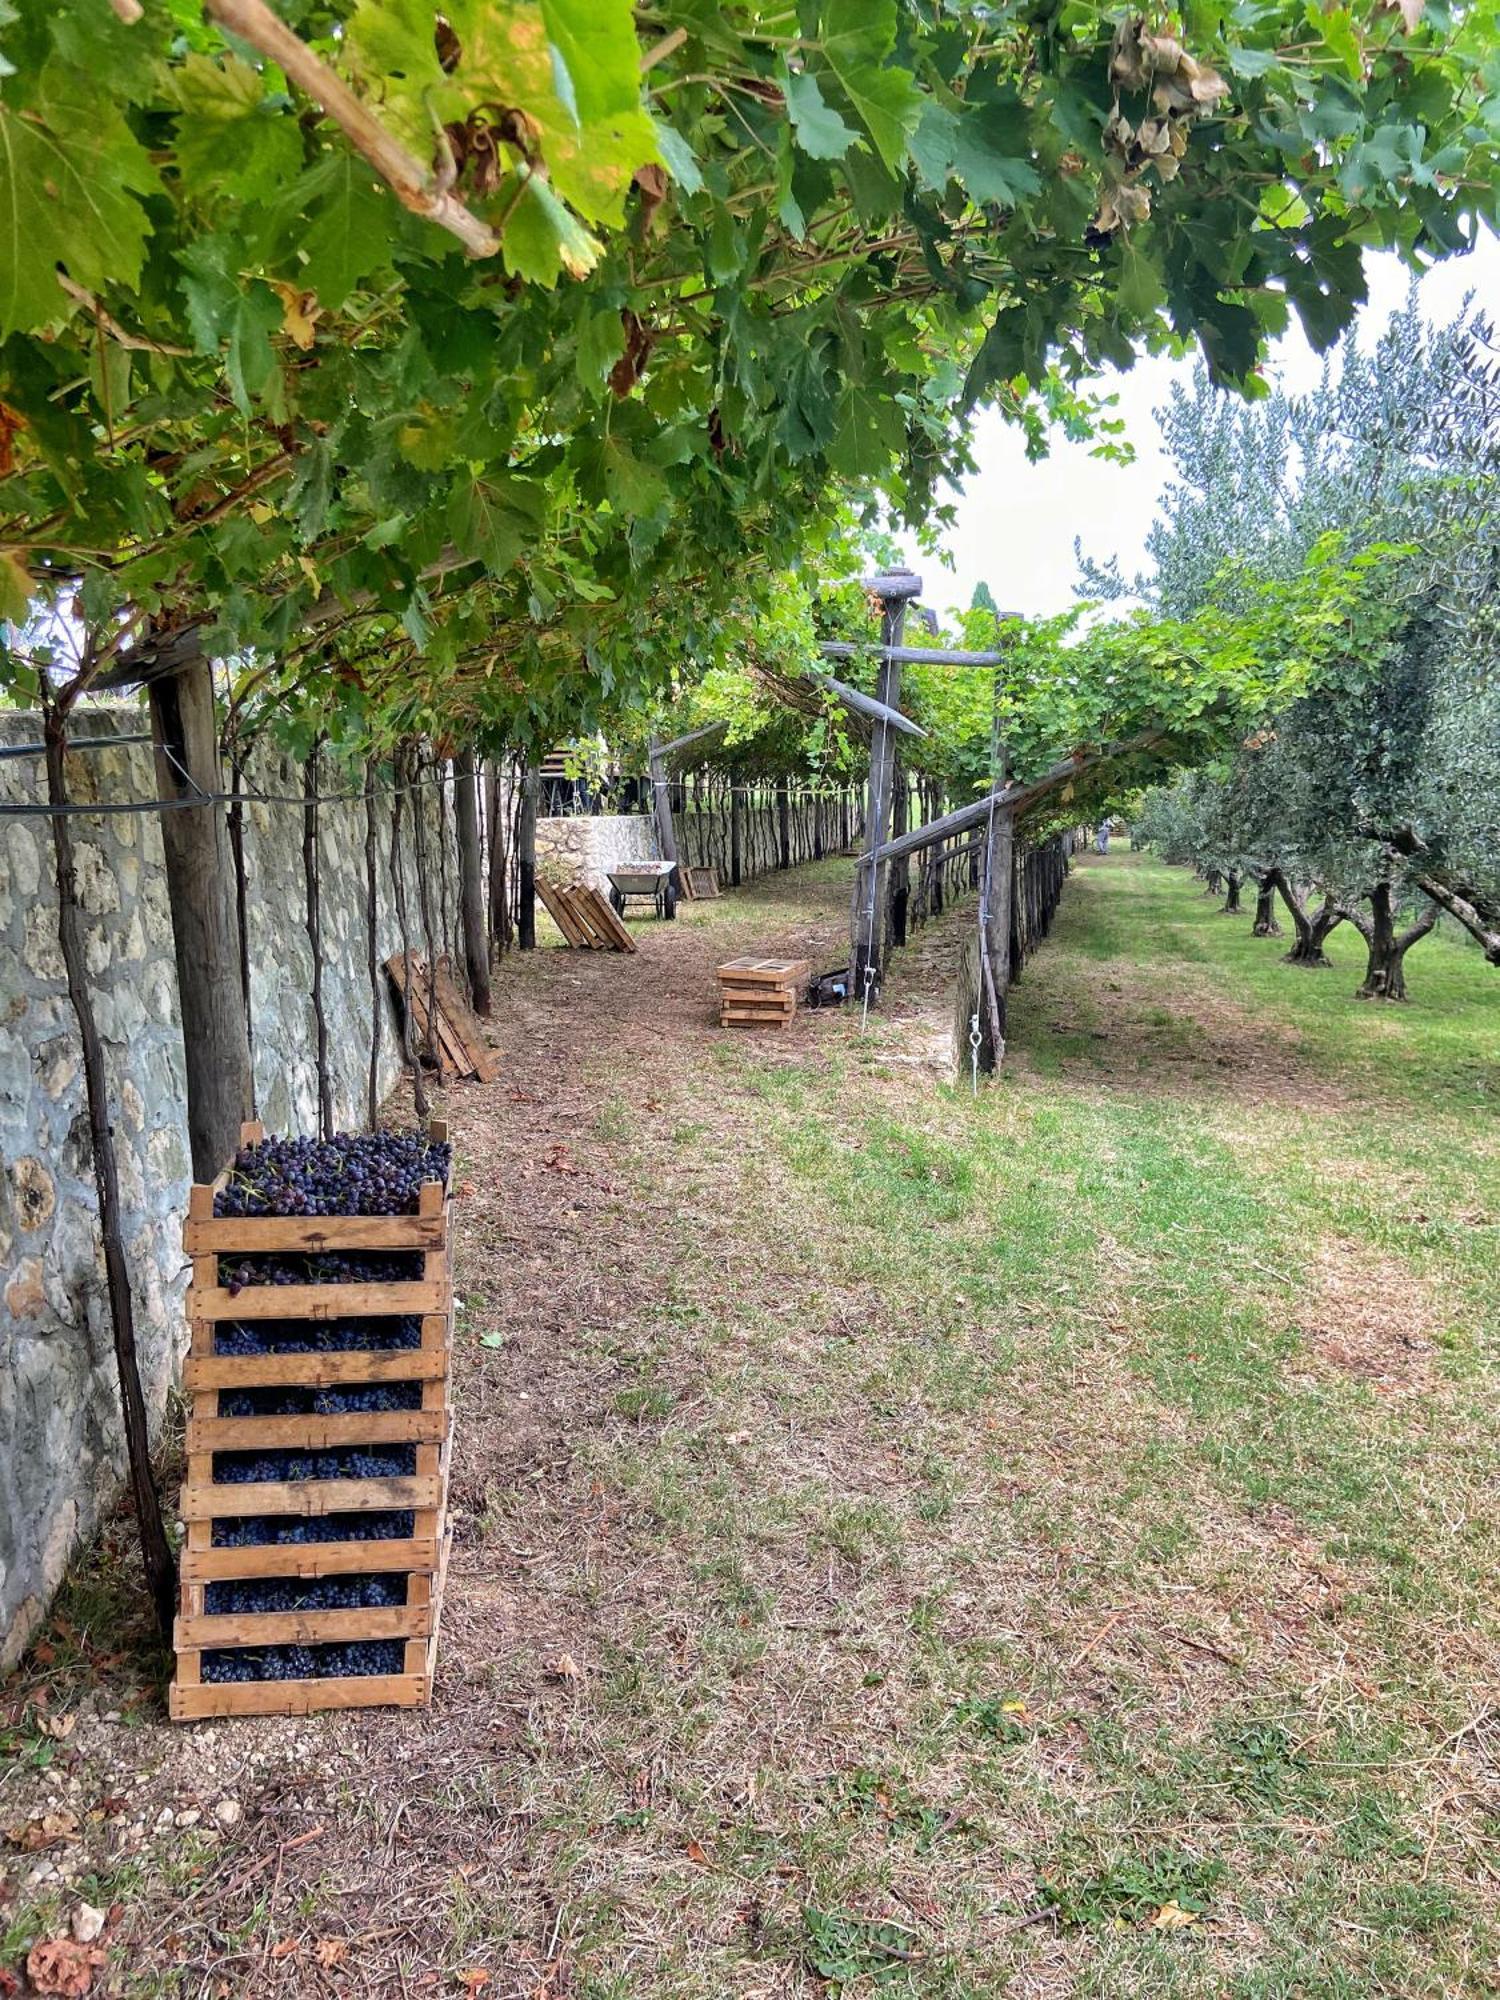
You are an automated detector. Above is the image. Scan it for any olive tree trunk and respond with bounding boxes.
[1347,881,1439,1001]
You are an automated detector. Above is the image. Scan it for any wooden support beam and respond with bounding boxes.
[647,737,681,908]
[148,653,253,1179]
[869,731,1166,868]
[807,669,927,738]
[517,764,538,951]
[819,641,1006,668]
[850,588,915,994]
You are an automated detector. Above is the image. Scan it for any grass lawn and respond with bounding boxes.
[4,849,1496,1998]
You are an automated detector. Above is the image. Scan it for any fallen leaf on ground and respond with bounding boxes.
[458,1972,491,1992]
[685,1839,710,1866]
[545,1652,582,1681]
[41,1713,77,1740]
[26,1938,106,1996]
[314,1938,349,1968]
[1151,1900,1201,1930]
[7,1810,81,1850]
[270,1939,300,1960]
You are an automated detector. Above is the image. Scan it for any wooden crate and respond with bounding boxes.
[717,957,808,1031]
[170,1120,454,1721]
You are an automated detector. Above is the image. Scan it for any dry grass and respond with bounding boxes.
[3,854,1499,1999]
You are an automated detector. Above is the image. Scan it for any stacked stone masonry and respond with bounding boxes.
[0,711,456,1667]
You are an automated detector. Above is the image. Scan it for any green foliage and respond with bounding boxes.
[0,0,1494,765]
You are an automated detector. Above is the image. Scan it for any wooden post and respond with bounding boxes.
[452,746,490,1014]
[147,652,253,1181]
[977,802,1013,1071]
[888,762,910,948]
[648,736,681,906]
[776,780,791,870]
[730,783,744,888]
[977,687,1012,1072]
[517,763,538,951]
[484,758,510,952]
[851,568,920,998]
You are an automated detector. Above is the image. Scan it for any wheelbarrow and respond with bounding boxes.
[607,861,678,920]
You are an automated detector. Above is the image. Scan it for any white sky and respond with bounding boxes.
[933,231,1500,622]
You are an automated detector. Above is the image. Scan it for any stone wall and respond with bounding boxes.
[534,813,659,888]
[0,710,455,1667]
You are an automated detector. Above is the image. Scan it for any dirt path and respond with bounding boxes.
[2,862,899,1998]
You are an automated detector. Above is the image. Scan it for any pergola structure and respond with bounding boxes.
[830,566,1012,1041]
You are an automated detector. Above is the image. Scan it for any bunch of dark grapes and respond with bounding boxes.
[218,1382,423,1418]
[204,1573,408,1615]
[202,1639,406,1683]
[211,1509,415,1547]
[212,1445,417,1486]
[218,1250,424,1295]
[215,1130,450,1220]
[213,1315,422,1357]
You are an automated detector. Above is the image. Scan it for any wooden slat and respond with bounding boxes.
[721,1013,792,1030]
[186,1410,449,1453]
[719,989,795,1009]
[180,1536,437,1582]
[174,1604,431,1649]
[385,952,461,1079]
[560,884,609,948]
[573,884,637,953]
[717,957,810,985]
[432,958,500,1081]
[184,1349,447,1391]
[535,878,592,948]
[688,867,720,898]
[192,1277,448,1321]
[180,1474,441,1521]
[170,1672,427,1721]
[184,1212,445,1254]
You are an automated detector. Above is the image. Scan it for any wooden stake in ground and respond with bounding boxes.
[147,651,253,1180]
[453,746,491,1014]
[42,706,177,1640]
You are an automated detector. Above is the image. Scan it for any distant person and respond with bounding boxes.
[1095,820,1110,855]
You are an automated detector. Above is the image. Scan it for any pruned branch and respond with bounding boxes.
[202,0,501,259]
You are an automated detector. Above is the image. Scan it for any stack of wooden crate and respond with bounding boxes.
[717,957,809,1031]
[170,1119,453,1720]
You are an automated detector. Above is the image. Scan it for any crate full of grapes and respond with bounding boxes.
[170,1120,454,1720]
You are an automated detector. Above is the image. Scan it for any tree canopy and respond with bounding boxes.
[3,0,1498,759]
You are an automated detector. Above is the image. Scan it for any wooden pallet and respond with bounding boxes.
[717,956,807,1031]
[568,883,637,953]
[385,953,497,1082]
[170,1119,454,1721]
[687,867,720,899]
[535,876,594,948]
[535,878,636,952]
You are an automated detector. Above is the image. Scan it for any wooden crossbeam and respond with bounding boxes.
[819,641,1007,668]
[868,731,1167,866]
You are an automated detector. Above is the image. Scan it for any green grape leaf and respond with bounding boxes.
[652,116,703,193]
[0,64,159,337]
[348,0,658,228]
[827,379,906,478]
[298,156,396,310]
[447,471,529,576]
[784,68,858,160]
[576,305,627,394]
[166,52,302,203]
[828,59,921,172]
[500,172,602,285]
